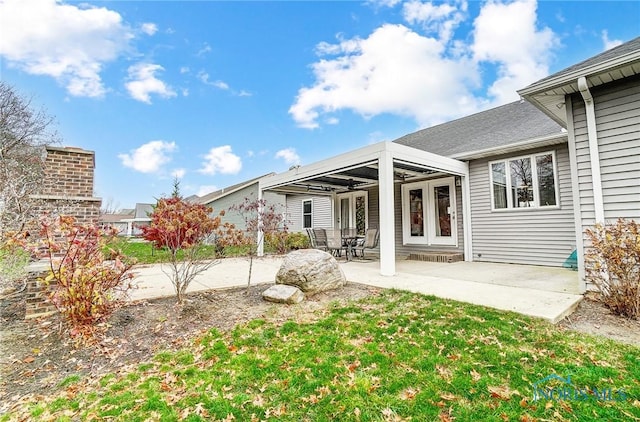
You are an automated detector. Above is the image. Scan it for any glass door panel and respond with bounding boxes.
[409,189,425,237]
[340,197,350,229]
[355,195,366,235]
[434,185,451,237]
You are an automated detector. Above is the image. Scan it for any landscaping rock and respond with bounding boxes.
[275,249,347,294]
[262,284,305,304]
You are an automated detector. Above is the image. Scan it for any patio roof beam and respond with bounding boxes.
[324,173,377,184]
[262,159,379,190]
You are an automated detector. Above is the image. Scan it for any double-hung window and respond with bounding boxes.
[302,199,312,229]
[490,151,559,210]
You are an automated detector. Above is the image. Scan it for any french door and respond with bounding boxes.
[336,191,368,235]
[401,178,456,246]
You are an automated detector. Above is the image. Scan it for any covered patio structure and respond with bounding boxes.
[258,141,471,276]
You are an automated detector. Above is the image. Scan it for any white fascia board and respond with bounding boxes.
[451,133,568,160]
[517,52,640,97]
[387,142,468,176]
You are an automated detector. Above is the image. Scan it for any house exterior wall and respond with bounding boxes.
[285,194,332,232]
[568,75,640,287]
[570,75,640,225]
[468,144,576,266]
[206,184,286,231]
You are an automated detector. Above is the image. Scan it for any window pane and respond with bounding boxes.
[510,158,533,208]
[536,154,557,206]
[303,215,312,228]
[409,189,424,236]
[434,185,451,237]
[491,162,507,209]
[303,201,311,214]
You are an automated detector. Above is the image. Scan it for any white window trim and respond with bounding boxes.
[488,150,560,212]
[401,177,457,246]
[302,198,313,229]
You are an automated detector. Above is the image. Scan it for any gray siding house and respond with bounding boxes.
[519,36,640,286]
[259,36,640,292]
[197,173,333,233]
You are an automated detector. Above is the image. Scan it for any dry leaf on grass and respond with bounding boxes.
[488,385,519,400]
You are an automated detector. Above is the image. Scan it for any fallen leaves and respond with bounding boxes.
[488,385,520,401]
[399,387,419,400]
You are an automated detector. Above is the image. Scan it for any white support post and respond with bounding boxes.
[460,173,473,262]
[257,183,264,257]
[378,150,395,276]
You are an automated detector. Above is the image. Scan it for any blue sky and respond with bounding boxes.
[1,0,638,209]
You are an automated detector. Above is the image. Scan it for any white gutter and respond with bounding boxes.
[577,76,605,223]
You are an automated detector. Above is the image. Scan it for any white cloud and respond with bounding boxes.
[402,0,467,42]
[275,148,301,165]
[0,0,132,98]
[290,0,562,129]
[601,30,623,51]
[198,71,229,90]
[197,43,212,57]
[472,0,558,104]
[119,141,177,173]
[171,168,186,179]
[368,0,403,8]
[199,145,242,175]
[289,23,480,129]
[141,22,158,36]
[197,185,219,197]
[125,63,177,103]
[180,66,190,74]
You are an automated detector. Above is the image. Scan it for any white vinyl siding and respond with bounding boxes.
[285,194,332,232]
[469,144,576,266]
[570,75,640,287]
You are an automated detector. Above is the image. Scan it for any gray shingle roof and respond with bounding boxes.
[522,36,640,91]
[197,173,274,205]
[393,100,564,157]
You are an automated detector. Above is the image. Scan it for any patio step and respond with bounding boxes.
[408,252,464,263]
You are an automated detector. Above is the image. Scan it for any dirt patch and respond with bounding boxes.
[557,292,640,346]
[0,282,380,409]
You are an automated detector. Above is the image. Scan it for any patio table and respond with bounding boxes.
[342,234,364,261]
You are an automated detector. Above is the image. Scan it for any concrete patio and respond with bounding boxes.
[129,256,582,324]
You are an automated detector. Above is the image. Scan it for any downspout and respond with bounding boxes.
[577,76,605,223]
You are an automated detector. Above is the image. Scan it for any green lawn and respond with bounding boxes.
[6,290,640,421]
[105,238,249,265]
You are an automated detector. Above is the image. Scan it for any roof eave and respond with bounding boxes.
[451,133,568,161]
[518,50,640,97]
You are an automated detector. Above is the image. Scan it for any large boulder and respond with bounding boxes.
[262,284,305,304]
[276,249,347,294]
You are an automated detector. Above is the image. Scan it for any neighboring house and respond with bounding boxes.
[99,203,153,236]
[196,173,333,232]
[259,37,640,292]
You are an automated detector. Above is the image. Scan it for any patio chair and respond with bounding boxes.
[312,228,328,251]
[325,229,348,258]
[353,228,379,259]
